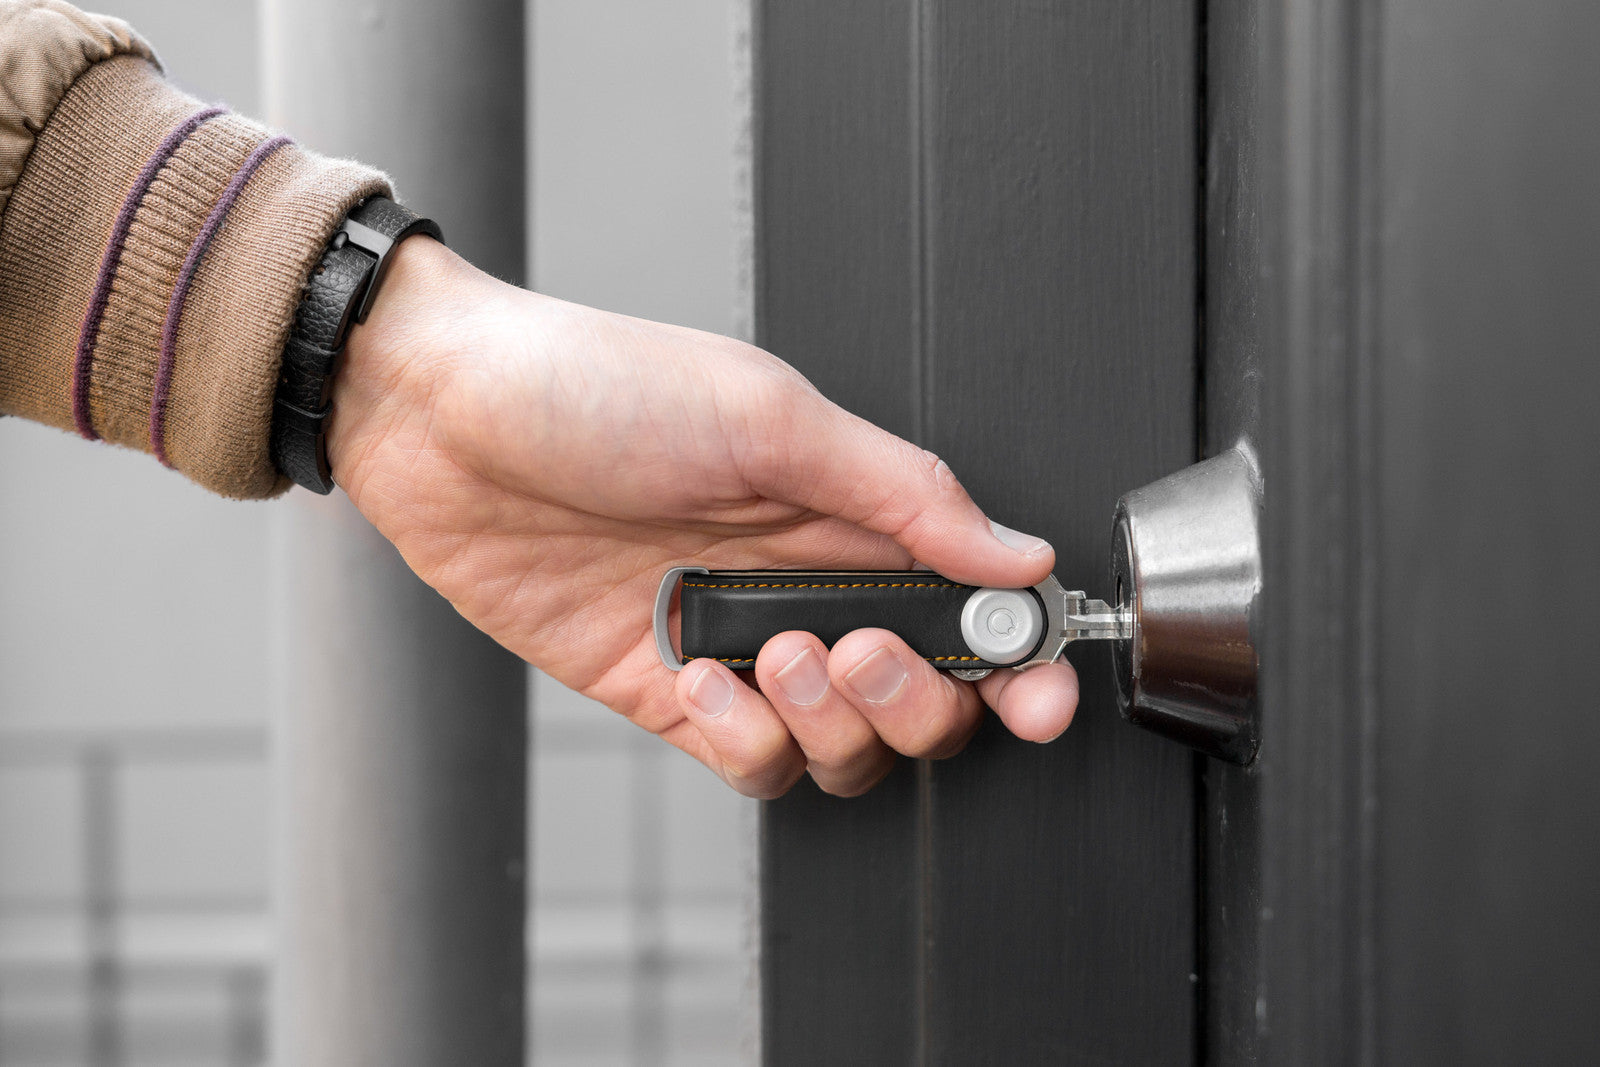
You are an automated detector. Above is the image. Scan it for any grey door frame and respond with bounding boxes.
[1204,0,1381,1058]
[1241,0,1600,1061]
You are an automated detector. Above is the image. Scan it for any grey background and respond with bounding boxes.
[0,1,752,1063]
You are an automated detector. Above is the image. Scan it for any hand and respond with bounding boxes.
[326,237,1079,798]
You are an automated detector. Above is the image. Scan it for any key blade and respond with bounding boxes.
[1029,576,1133,667]
[1060,593,1133,642]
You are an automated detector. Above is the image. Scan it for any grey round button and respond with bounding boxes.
[959,587,1044,664]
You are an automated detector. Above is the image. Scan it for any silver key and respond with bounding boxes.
[949,574,1131,680]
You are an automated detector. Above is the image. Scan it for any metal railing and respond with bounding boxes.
[0,728,267,1067]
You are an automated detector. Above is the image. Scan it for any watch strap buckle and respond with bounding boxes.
[334,217,395,324]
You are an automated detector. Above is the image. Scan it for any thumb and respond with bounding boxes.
[762,401,1055,587]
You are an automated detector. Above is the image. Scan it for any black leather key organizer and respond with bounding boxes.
[668,570,1050,672]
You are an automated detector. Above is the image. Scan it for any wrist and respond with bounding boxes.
[324,231,458,486]
[271,197,445,493]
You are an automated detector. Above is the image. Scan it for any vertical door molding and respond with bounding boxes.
[757,4,924,1059]
[758,2,1201,1061]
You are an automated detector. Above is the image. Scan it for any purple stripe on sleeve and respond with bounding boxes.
[149,135,292,467]
[71,106,227,440]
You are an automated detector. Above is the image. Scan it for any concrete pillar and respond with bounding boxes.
[261,2,528,1064]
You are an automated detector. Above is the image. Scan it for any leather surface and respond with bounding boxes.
[678,571,1046,670]
[270,242,367,492]
[351,194,443,246]
[291,243,369,364]
[268,400,326,492]
[269,196,442,493]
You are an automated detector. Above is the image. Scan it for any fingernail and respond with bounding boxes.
[1041,723,1071,744]
[990,520,1052,558]
[775,648,830,706]
[846,648,909,703]
[689,667,735,717]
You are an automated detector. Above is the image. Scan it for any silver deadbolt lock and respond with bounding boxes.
[1111,445,1262,764]
[653,445,1262,763]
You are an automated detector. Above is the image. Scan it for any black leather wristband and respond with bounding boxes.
[270,196,444,493]
[678,571,1048,671]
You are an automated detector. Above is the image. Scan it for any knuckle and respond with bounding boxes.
[900,727,958,760]
[814,753,895,798]
[899,695,976,759]
[917,449,958,494]
[922,729,977,761]
[817,774,878,799]
[730,759,805,800]
[740,350,820,414]
[805,729,879,773]
[722,740,803,798]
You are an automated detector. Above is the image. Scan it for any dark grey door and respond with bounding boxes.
[756,3,1200,1062]
[1214,0,1600,1062]
[756,0,1600,1062]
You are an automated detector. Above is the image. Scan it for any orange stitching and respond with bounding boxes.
[682,581,962,590]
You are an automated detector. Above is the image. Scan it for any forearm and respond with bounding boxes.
[0,3,389,497]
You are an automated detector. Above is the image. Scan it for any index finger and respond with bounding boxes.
[747,397,1055,589]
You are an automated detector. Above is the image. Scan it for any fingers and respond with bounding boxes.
[674,660,807,799]
[753,633,897,797]
[758,400,1054,588]
[682,627,986,799]
[975,659,1080,743]
[675,635,1079,800]
[826,629,985,760]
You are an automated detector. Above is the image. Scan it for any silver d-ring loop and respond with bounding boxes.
[654,567,708,671]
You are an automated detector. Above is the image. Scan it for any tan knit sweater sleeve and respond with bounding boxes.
[0,1,392,497]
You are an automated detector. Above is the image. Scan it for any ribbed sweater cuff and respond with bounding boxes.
[0,54,391,498]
